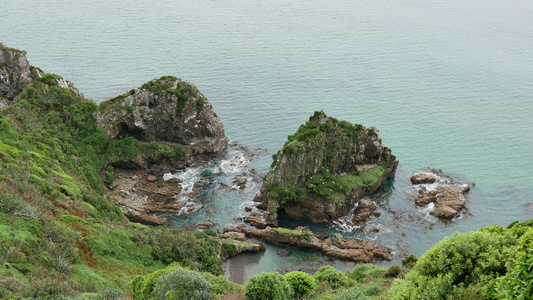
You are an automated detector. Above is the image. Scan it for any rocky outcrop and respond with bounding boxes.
[254,111,398,227]
[108,170,185,225]
[223,225,393,262]
[411,171,471,219]
[218,231,266,259]
[95,76,228,165]
[0,44,43,108]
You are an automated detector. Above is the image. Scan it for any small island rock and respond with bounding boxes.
[255,111,398,227]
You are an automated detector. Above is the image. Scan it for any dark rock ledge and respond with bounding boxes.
[223,225,393,263]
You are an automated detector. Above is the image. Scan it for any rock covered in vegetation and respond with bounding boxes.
[255,111,398,226]
[411,170,471,219]
[95,76,228,165]
[218,232,266,259]
[224,225,393,262]
[0,44,44,108]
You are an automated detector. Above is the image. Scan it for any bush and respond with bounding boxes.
[284,271,316,299]
[388,229,516,299]
[497,228,533,299]
[347,264,385,282]
[245,272,293,300]
[401,255,418,269]
[383,264,402,278]
[314,266,352,289]
[153,268,213,300]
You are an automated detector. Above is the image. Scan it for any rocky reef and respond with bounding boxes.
[0,43,43,108]
[95,75,228,169]
[223,225,393,262]
[411,170,472,219]
[254,111,398,227]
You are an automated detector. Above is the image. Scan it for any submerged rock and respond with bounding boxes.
[0,43,43,107]
[255,111,398,227]
[95,76,228,169]
[411,170,471,219]
[223,225,393,262]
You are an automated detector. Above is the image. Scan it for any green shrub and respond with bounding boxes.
[401,254,418,269]
[383,264,402,278]
[314,266,352,289]
[103,166,114,185]
[284,271,316,299]
[388,230,516,299]
[245,272,293,300]
[222,242,237,256]
[153,268,213,300]
[347,264,386,282]
[201,272,243,295]
[497,228,533,299]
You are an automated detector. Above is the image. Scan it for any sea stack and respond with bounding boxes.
[254,111,398,227]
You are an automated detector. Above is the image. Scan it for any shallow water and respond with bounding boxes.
[2,0,533,284]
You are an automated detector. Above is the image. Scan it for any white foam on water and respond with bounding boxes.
[332,203,361,233]
[216,150,250,174]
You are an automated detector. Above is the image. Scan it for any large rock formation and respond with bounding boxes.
[95,76,228,164]
[223,225,393,262]
[255,111,398,226]
[0,44,43,108]
[411,170,471,219]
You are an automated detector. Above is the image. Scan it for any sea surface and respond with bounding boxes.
[2,0,533,284]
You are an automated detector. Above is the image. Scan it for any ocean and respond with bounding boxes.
[2,0,532,284]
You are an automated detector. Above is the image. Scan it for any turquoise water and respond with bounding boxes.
[2,0,533,283]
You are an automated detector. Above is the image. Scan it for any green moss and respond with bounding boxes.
[272,227,313,241]
[266,182,306,204]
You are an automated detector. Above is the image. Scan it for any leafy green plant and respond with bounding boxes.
[497,228,533,299]
[284,271,316,299]
[400,254,418,269]
[347,264,386,282]
[154,268,213,300]
[245,272,293,300]
[388,229,516,299]
[314,266,352,289]
[383,264,402,278]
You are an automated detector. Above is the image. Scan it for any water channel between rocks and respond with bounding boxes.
[161,142,485,285]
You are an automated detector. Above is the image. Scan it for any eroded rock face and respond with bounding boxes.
[95,76,228,159]
[411,170,471,219]
[255,111,398,227]
[0,44,42,107]
[223,225,393,262]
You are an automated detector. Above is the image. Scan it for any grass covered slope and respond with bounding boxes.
[0,74,230,298]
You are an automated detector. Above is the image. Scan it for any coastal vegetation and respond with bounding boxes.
[1,45,532,299]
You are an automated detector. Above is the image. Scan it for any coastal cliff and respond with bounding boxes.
[0,43,43,108]
[95,76,228,169]
[255,111,398,226]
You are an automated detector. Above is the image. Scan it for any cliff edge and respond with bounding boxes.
[0,43,43,108]
[95,76,228,169]
[255,111,398,226]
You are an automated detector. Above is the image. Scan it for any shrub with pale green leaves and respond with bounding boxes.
[314,266,352,289]
[388,229,516,299]
[245,272,293,300]
[153,268,213,300]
